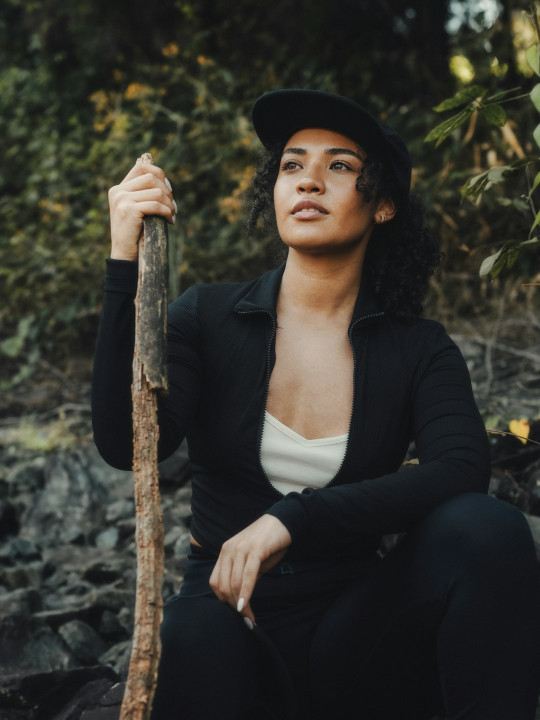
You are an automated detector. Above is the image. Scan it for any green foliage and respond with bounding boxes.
[425,86,523,147]
[2,0,538,384]
[425,3,540,279]
[1,0,465,383]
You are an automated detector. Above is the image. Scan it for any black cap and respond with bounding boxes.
[251,89,411,200]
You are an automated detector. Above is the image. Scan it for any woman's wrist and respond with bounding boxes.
[110,246,139,262]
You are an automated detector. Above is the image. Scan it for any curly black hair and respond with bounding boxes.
[246,146,441,320]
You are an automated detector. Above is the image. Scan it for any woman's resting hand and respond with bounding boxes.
[209,514,292,626]
[108,163,176,261]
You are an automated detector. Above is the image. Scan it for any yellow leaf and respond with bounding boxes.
[162,43,179,58]
[509,419,530,445]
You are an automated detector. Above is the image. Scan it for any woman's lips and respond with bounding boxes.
[291,200,328,217]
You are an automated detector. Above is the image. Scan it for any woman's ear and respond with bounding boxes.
[374,198,397,225]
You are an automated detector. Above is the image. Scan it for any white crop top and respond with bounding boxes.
[260,411,348,495]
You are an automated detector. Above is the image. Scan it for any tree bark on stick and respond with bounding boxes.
[120,152,168,720]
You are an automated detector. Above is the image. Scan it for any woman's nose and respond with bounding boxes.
[296,173,324,194]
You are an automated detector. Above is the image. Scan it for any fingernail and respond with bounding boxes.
[172,214,176,225]
[165,178,172,191]
[237,597,245,613]
[243,617,254,631]
[173,199,178,213]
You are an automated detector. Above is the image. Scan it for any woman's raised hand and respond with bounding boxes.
[108,163,177,261]
[209,514,292,627]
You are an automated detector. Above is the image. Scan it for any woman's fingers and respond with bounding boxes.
[108,165,176,261]
[120,162,169,186]
[209,515,292,627]
[209,549,258,625]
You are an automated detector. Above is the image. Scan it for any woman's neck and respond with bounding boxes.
[278,249,364,323]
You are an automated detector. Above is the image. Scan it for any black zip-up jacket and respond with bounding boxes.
[92,260,490,563]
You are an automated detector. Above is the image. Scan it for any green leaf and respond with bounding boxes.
[0,315,34,358]
[489,256,507,279]
[1,335,25,358]
[528,171,540,199]
[506,246,520,269]
[531,84,540,113]
[527,44,540,76]
[424,107,474,147]
[534,123,540,149]
[511,198,530,214]
[461,171,490,203]
[432,85,485,112]
[531,207,540,237]
[486,87,523,103]
[486,165,513,183]
[480,235,540,278]
[480,103,506,127]
[479,247,503,277]
[510,154,540,169]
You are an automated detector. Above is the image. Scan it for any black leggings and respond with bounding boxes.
[150,494,540,720]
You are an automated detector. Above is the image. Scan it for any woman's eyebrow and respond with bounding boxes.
[282,147,365,160]
[325,147,365,161]
[282,147,307,155]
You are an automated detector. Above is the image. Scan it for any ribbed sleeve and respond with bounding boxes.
[266,329,490,550]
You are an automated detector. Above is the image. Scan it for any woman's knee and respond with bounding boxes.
[160,595,252,664]
[153,596,260,718]
[421,493,533,555]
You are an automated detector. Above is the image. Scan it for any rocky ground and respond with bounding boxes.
[0,321,539,719]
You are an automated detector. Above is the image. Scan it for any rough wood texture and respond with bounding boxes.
[120,152,168,720]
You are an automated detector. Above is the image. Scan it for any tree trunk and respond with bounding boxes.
[120,152,168,720]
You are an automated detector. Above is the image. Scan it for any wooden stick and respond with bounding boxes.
[120,152,168,720]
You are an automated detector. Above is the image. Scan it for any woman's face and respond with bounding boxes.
[273,127,378,255]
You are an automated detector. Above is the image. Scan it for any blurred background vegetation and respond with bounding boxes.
[1,0,539,391]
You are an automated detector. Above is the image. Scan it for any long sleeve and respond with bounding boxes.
[91,259,138,470]
[266,326,491,551]
[91,259,203,470]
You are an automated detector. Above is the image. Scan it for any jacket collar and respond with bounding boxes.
[234,263,384,331]
[234,265,285,320]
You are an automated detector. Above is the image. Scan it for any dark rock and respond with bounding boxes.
[87,588,135,615]
[79,682,124,720]
[65,528,87,546]
[0,499,20,539]
[0,561,45,590]
[105,499,134,524]
[0,665,119,720]
[173,531,191,558]
[19,452,110,548]
[158,442,191,487]
[0,615,77,673]
[82,560,125,586]
[34,606,101,631]
[95,527,120,551]
[7,458,46,495]
[164,525,186,556]
[99,641,131,679]
[58,620,108,666]
[0,588,42,617]
[0,537,42,565]
[49,678,115,720]
[97,610,127,641]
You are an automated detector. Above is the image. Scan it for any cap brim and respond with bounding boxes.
[251,89,387,155]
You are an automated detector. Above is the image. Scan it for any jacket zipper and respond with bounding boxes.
[236,308,384,494]
[236,308,280,493]
[327,311,385,487]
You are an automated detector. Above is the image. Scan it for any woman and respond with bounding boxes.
[92,89,540,719]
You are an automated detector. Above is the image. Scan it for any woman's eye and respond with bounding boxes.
[281,160,300,171]
[331,160,351,171]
